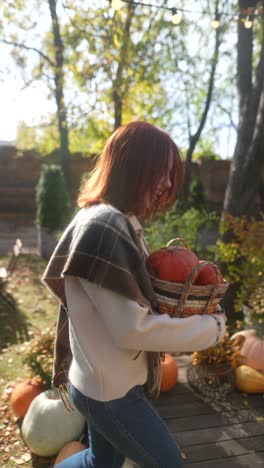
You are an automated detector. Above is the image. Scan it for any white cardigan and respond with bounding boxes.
[65,216,226,401]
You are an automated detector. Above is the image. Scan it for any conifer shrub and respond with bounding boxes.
[36,164,70,233]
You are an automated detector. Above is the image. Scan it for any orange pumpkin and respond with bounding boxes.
[54,441,87,465]
[160,354,178,392]
[10,378,45,418]
[235,365,264,393]
[194,261,224,286]
[146,245,199,284]
[231,329,264,373]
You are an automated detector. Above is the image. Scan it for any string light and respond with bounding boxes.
[171,9,182,25]
[108,0,263,29]
[244,15,253,29]
[111,0,124,11]
[211,13,220,29]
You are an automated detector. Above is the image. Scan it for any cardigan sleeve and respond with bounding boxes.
[79,278,226,353]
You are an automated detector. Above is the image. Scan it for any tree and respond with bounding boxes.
[48,0,72,196]
[181,0,228,203]
[62,0,180,133]
[218,1,264,318]
[1,0,72,197]
[2,0,242,176]
[223,0,264,218]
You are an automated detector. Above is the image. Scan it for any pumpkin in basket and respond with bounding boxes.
[160,354,178,392]
[147,238,228,318]
[194,260,224,286]
[146,238,199,284]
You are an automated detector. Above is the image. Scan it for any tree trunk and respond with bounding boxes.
[114,90,122,129]
[48,0,72,199]
[113,3,135,130]
[220,0,264,316]
[182,2,221,204]
[223,1,264,218]
[37,227,57,259]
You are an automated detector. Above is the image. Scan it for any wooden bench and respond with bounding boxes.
[0,238,23,305]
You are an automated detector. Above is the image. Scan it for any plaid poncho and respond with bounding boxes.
[42,203,163,411]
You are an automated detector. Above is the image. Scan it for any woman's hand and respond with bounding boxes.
[214,304,227,323]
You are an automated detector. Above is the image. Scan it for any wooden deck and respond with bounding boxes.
[153,355,264,467]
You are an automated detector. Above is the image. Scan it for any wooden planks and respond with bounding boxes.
[153,355,264,467]
[184,452,264,467]
[171,421,264,447]
[181,435,264,463]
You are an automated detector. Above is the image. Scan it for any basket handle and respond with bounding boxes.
[186,261,222,288]
[175,261,222,317]
[166,238,190,250]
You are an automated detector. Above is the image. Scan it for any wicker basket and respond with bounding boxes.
[149,238,229,318]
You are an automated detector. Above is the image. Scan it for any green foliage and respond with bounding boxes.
[193,149,221,161]
[192,138,221,161]
[6,0,236,160]
[16,122,38,151]
[63,0,181,133]
[246,285,264,338]
[21,328,55,387]
[216,214,264,336]
[144,206,218,257]
[16,117,109,155]
[189,177,207,210]
[16,119,60,154]
[69,120,111,154]
[174,177,207,213]
[36,164,70,232]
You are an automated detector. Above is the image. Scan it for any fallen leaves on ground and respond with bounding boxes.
[0,380,54,467]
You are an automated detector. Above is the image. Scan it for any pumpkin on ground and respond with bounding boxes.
[10,378,45,418]
[160,354,178,392]
[235,365,264,393]
[146,242,199,284]
[54,441,87,466]
[21,389,86,457]
[231,329,264,373]
[194,261,224,286]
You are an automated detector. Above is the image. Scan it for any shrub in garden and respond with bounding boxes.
[217,214,264,374]
[36,164,71,258]
[189,177,206,211]
[175,177,207,213]
[21,327,55,387]
[36,164,70,232]
[144,205,218,258]
[216,214,264,330]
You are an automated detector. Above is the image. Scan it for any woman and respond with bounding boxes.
[42,121,226,468]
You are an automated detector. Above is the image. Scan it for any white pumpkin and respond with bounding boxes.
[231,329,264,373]
[21,389,86,457]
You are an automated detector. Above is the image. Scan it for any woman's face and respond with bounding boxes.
[143,153,173,215]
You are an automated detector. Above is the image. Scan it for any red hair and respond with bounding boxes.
[77,121,183,219]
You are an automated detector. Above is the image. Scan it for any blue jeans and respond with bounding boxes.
[56,383,184,468]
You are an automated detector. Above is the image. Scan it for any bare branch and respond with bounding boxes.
[61,0,110,41]
[0,39,55,66]
[217,103,238,131]
[182,0,222,201]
